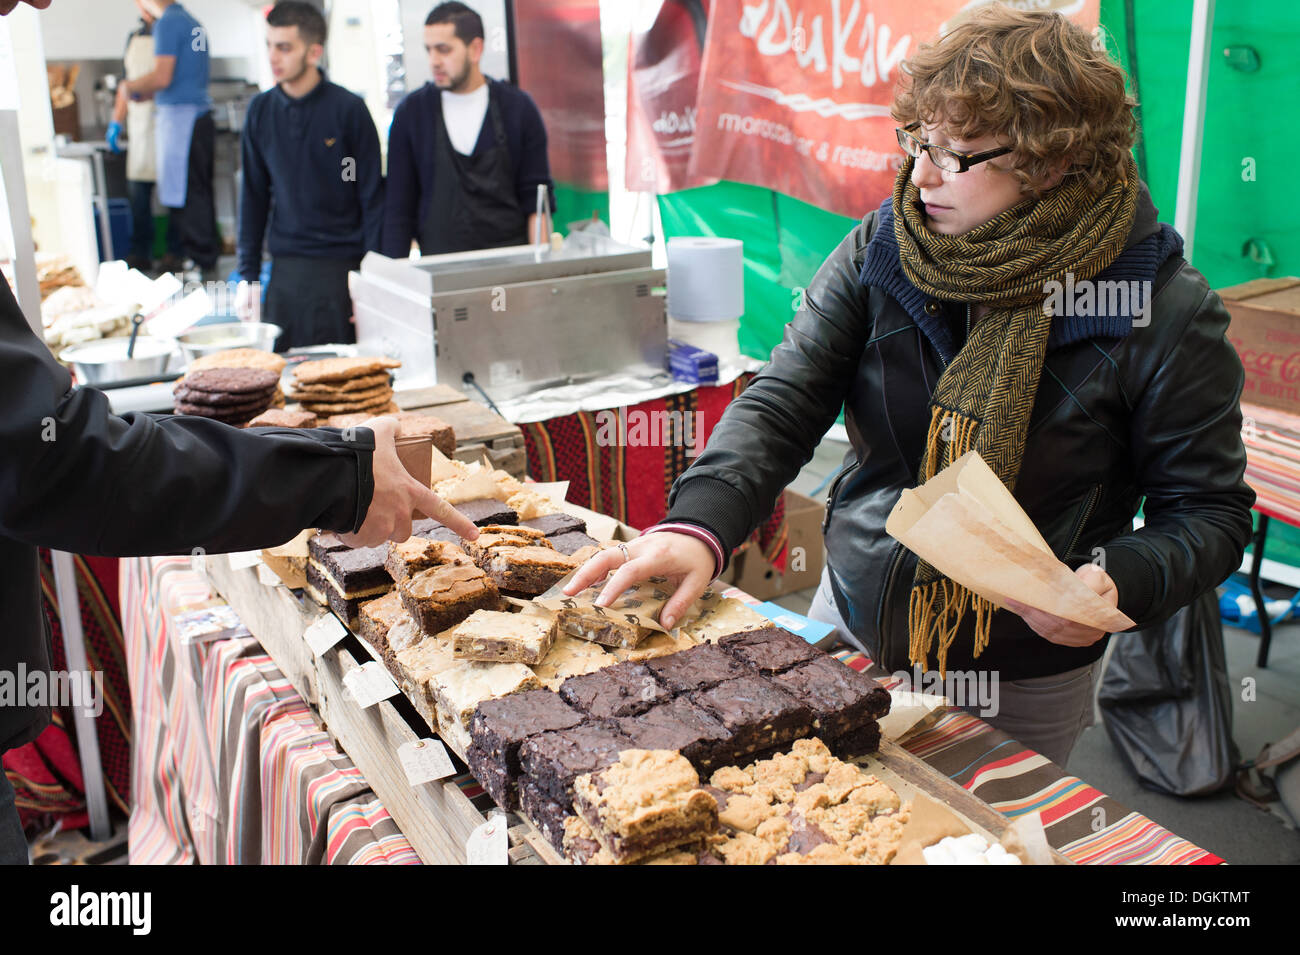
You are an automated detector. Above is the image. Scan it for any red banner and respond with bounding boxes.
[625,0,715,193]
[679,0,1099,217]
[514,0,609,192]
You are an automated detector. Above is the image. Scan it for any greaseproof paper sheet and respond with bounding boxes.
[885,451,1133,633]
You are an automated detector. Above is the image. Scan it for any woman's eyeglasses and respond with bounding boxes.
[895,122,1012,173]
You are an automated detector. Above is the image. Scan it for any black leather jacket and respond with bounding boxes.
[667,193,1255,681]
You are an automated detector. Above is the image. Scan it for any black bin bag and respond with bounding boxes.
[1098,587,1240,796]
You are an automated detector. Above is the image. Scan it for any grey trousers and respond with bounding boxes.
[806,568,1101,768]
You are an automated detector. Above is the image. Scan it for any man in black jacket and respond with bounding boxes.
[236,1,384,349]
[0,0,478,859]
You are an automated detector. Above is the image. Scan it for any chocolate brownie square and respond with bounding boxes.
[645,644,749,695]
[519,776,573,853]
[718,625,822,674]
[304,562,386,629]
[549,531,601,556]
[518,721,633,803]
[690,674,813,763]
[319,545,391,594]
[455,498,518,526]
[307,531,351,562]
[828,720,882,759]
[768,655,891,739]
[521,513,587,537]
[614,696,731,772]
[409,519,465,546]
[559,661,670,718]
[398,562,501,636]
[467,745,516,809]
[469,688,583,772]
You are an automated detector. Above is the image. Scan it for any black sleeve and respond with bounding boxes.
[665,215,877,556]
[0,280,375,557]
[1099,282,1256,627]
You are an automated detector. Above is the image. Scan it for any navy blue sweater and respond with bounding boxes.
[381,78,554,258]
[238,74,384,281]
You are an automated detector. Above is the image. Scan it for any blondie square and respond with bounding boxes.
[451,609,556,665]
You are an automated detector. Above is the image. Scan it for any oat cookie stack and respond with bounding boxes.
[288,357,401,418]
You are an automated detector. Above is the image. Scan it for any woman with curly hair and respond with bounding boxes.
[567,5,1253,766]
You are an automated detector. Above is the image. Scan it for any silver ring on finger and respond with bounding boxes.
[617,543,630,565]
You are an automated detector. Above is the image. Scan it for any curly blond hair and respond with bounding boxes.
[891,4,1137,197]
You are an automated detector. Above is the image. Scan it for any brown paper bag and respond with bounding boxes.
[885,451,1133,632]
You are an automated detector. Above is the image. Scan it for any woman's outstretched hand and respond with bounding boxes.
[562,531,717,630]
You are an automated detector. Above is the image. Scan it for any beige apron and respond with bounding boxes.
[124,31,157,183]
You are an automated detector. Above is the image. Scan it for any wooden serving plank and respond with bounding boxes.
[317,643,487,864]
[205,559,500,865]
[869,739,1072,865]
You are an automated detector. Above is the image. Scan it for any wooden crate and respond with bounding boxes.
[396,385,527,480]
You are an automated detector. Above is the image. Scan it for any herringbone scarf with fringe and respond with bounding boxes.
[894,153,1139,675]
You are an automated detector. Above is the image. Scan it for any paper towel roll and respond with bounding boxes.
[668,316,740,360]
[667,236,744,322]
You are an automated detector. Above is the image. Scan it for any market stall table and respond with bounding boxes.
[123,555,1222,865]
[1238,400,1300,666]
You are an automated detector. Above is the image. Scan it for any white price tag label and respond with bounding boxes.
[256,563,281,587]
[466,812,509,865]
[228,551,263,571]
[398,739,456,786]
[342,661,400,709]
[304,614,348,657]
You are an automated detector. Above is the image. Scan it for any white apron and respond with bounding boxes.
[123,31,157,182]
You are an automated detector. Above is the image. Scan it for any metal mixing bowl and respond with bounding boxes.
[176,322,283,364]
[60,335,174,385]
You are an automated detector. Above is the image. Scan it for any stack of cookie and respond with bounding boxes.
[186,348,287,408]
[288,357,401,418]
[172,367,280,425]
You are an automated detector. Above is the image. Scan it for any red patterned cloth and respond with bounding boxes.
[1,553,132,832]
[519,375,788,570]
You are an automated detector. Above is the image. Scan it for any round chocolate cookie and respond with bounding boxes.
[183,367,280,395]
[173,384,277,407]
[175,395,272,417]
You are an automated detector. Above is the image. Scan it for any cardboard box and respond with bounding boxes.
[723,489,826,600]
[1220,277,1300,414]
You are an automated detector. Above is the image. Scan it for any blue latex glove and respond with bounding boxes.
[106,121,124,153]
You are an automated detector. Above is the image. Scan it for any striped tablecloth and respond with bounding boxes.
[123,557,421,866]
[834,650,1222,865]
